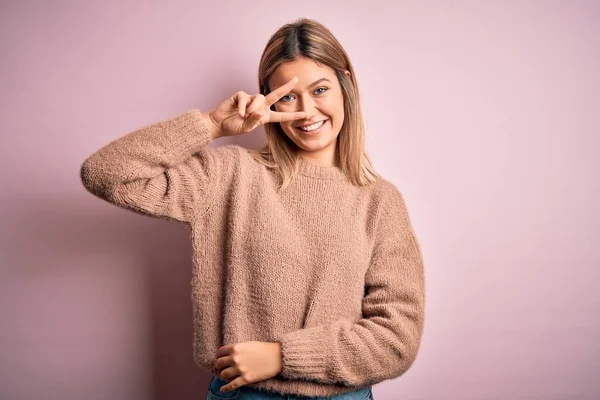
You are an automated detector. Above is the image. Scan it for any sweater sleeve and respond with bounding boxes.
[277,187,426,387]
[80,109,229,224]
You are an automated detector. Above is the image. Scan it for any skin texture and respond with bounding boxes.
[203,76,308,140]
[215,341,283,393]
[270,56,350,167]
[214,58,351,393]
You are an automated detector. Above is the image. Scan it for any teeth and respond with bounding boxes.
[299,120,325,132]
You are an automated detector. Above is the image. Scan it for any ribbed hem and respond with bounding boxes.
[296,156,347,180]
[279,326,329,380]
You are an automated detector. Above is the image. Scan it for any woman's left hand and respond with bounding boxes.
[215,341,283,393]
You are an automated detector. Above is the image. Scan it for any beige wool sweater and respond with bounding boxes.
[79,109,426,397]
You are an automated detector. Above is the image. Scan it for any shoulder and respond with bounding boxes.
[364,176,416,241]
[201,143,247,173]
[209,143,244,160]
[210,144,262,164]
[207,144,272,181]
[364,176,407,212]
[190,143,247,188]
[235,146,279,176]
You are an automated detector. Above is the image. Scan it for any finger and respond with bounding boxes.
[235,92,250,118]
[215,344,233,358]
[243,110,265,131]
[264,76,300,107]
[268,110,307,123]
[214,354,234,370]
[220,375,246,393]
[246,94,265,116]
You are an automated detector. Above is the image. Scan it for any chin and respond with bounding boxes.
[298,136,338,151]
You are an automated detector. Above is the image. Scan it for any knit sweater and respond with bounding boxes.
[79,109,426,398]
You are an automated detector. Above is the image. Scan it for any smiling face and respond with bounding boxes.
[268,57,347,165]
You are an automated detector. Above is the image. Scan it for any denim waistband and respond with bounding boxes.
[208,376,372,399]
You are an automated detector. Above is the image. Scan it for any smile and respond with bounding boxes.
[297,119,327,134]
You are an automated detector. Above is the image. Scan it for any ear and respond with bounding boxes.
[344,69,351,82]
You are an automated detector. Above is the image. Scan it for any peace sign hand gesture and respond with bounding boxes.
[206,76,307,138]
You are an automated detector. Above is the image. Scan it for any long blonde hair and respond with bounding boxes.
[248,17,381,190]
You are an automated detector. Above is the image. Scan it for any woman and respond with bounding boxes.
[80,18,425,400]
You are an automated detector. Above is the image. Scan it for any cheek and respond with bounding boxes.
[277,120,293,136]
[323,95,343,113]
[321,100,344,126]
[281,123,292,134]
[276,103,303,134]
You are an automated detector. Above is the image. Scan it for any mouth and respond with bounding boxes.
[295,119,328,135]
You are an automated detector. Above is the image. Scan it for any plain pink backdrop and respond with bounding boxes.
[1,1,598,399]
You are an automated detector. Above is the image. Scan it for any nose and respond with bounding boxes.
[298,94,318,118]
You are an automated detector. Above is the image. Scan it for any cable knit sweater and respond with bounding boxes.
[79,109,426,398]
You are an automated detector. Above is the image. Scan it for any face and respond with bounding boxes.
[268,57,349,162]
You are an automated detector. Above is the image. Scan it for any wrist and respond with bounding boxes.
[275,341,283,372]
[201,110,221,140]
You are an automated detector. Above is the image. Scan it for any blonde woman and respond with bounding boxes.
[80,17,425,400]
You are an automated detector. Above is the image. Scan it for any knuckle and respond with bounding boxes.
[242,372,253,382]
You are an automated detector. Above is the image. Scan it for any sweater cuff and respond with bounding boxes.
[163,109,212,155]
[279,326,330,380]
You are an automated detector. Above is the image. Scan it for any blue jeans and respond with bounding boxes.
[206,376,373,400]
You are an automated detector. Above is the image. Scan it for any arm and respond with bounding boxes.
[79,109,229,223]
[277,188,426,387]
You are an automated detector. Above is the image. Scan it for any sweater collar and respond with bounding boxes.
[296,156,347,181]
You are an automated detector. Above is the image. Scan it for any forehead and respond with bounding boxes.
[268,57,337,92]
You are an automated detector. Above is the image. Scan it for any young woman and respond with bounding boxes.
[80,18,425,400]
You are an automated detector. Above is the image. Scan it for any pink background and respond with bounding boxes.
[1,1,599,399]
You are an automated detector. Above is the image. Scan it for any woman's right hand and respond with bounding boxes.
[204,76,307,138]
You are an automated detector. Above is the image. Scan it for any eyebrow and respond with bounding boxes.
[283,78,331,94]
[269,77,331,95]
[307,77,331,87]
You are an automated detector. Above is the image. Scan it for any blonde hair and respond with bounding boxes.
[248,17,381,190]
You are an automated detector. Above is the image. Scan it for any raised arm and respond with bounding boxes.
[79,109,233,223]
[277,188,426,387]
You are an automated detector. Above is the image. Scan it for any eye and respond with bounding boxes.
[279,87,328,103]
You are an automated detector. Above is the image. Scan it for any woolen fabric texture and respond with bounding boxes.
[79,109,426,398]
